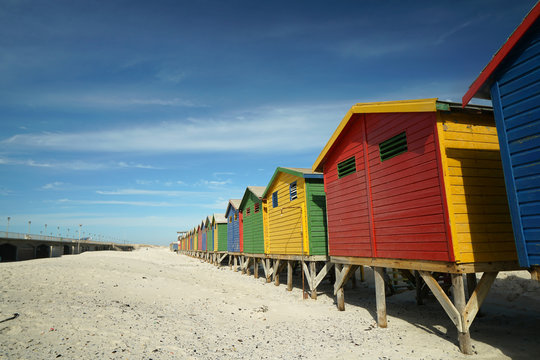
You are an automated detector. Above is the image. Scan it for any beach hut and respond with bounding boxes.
[261,167,329,297]
[197,224,202,253]
[312,98,521,354]
[201,220,207,252]
[212,213,228,264]
[225,199,241,253]
[238,186,266,277]
[462,3,540,274]
[225,199,241,270]
[205,216,213,253]
[239,186,266,254]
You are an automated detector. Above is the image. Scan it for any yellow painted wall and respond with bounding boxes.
[437,111,517,263]
[263,172,309,255]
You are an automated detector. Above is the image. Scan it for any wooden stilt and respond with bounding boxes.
[254,259,259,279]
[273,259,281,285]
[310,261,317,299]
[530,267,540,281]
[233,256,238,272]
[228,254,232,269]
[265,259,272,283]
[374,267,387,328]
[335,264,345,311]
[287,261,293,291]
[452,274,472,355]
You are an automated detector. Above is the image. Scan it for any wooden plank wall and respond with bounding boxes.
[243,192,265,254]
[305,179,328,255]
[438,112,518,263]
[263,172,308,255]
[492,25,540,266]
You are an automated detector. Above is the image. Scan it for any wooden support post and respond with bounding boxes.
[234,256,238,272]
[254,259,259,279]
[265,259,272,283]
[246,257,251,276]
[415,271,423,305]
[374,267,387,328]
[287,261,293,291]
[335,264,345,311]
[452,274,472,355]
[241,256,246,274]
[310,261,317,299]
[228,254,232,269]
[350,267,357,289]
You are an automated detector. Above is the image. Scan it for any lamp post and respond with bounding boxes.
[67,228,70,239]
[44,224,47,238]
[57,226,60,237]
[78,224,82,253]
[28,220,31,234]
[6,217,10,235]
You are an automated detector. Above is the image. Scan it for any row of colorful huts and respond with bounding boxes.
[176,5,539,355]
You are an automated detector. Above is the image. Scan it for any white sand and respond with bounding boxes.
[1,247,539,359]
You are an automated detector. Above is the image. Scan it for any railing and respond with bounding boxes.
[1,231,93,243]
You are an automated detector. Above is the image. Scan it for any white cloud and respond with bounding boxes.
[0,156,158,171]
[95,188,207,197]
[0,102,349,154]
[434,20,473,45]
[57,198,179,207]
[42,181,65,190]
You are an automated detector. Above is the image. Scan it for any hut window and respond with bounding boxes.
[234,212,238,221]
[246,207,251,216]
[254,203,260,213]
[272,191,278,208]
[289,181,297,201]
[229,216,232,223]
[337,156,356,178]
[379,132,407,162]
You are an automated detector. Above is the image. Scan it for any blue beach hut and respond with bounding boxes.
[225,199,241,253]
[463,3,540,270]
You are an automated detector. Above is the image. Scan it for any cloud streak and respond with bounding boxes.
[0,157,158,171]
[0,103,347,154]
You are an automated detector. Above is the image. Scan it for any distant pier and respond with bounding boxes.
[0,231,134,262]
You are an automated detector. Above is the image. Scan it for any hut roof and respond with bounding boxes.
[225,199,241,217]
[239,186,266,210]
[262,167,323,198]
[311,98,492,172]
[462,3,540,105]
[213,213,227,224]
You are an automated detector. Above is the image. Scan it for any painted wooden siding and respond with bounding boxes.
[438,111,517,263]
[264,172,308,255]
[197,228,202,251]
[491,25,540,267]
[202,225,207,251]
[242,192,265,254]
[216,223,228,252]
[366,112,451,261]
[324,115,372,257]
[305,179,328,255]
[226,209,240,252]
[207,225,214,251]
[323,112,451,261]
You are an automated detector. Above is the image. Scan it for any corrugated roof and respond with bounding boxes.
[213,213,227,224]
[462,3,540,106]
[247,186,266,198]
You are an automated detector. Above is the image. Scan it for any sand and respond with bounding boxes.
[1,247,539,359]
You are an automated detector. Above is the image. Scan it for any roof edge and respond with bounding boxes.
[462,2,540,106]
[312,98,438,172]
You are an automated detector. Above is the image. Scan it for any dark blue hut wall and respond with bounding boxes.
[490,24,540,267]
[226,207,240,252]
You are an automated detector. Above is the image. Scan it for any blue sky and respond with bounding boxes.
[0,0,537,245]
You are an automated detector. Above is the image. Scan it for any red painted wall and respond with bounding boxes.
[197,228,202,250]
[323,112,452,262]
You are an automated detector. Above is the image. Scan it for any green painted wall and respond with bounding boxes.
[242,192,265,254]
[305,179,328,256]
[217,223,228,252]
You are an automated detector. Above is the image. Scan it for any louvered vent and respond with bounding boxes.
[380,132,407,161]
[337,156,356,178]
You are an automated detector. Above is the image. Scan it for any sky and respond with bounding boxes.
[0,0,537,245]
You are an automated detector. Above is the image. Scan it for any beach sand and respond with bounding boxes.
[1,247,539,359]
